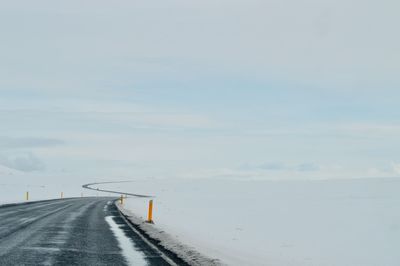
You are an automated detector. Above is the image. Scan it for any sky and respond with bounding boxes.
[0,0,400,184]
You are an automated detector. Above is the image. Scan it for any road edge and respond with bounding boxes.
[115,202,223,266]
[0,197,86,209]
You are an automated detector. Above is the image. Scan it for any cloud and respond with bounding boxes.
[258,162,287,171]
[295,163,320,172]
[242,162,320,172]
[392,162,400,176]
[0,137,64,149]
[0,153,45,172]
[0,0,398,181]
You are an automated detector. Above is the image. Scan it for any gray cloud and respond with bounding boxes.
[0,153,45,172]
[258,162,288,171]
[0,137,64,149]
[295,163,320,172]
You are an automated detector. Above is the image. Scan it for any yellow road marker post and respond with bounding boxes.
[26,191,29,201]
[146,200,154,224]
[120,195,124,205]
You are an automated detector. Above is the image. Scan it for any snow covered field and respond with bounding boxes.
[2,169,399,266]
[0,166,92,204]
[108,178,400,266]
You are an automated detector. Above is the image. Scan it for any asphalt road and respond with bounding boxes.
[0,198,172,265]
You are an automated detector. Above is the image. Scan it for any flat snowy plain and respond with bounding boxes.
[108,177,400,266]
[0,166,92,204]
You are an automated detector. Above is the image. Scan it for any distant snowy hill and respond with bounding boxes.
[0,164,22,177]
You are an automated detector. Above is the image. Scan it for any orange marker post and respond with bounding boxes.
[147,200,154,224]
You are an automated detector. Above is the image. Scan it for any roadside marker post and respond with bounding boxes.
[61,192,64,199]
[147,200,154,224]
[120,195,124,205]
[26,192,29,201]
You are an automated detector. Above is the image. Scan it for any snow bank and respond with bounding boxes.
[117,203,222,266]
[106,178,400,266]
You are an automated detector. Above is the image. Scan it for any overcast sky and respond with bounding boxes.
[1,0,400,183]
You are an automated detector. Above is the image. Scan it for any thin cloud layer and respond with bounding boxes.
[0,137,64,149]
[0,1,399,181]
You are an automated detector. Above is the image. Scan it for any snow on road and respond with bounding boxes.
[109,177,400,266]
[105,215,148,266]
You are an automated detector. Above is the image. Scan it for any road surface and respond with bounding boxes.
[0,198,173,265]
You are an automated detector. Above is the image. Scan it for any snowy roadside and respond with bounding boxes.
[116,202,223,266]
[105,177,400,266]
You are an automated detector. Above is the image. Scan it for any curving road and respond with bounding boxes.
[82,182,153,198]
[0,198,172,265]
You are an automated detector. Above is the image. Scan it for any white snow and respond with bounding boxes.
[3,166,399,266]
[105,215,148,266]
[109,178,400,266]
[0,168,95,205]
